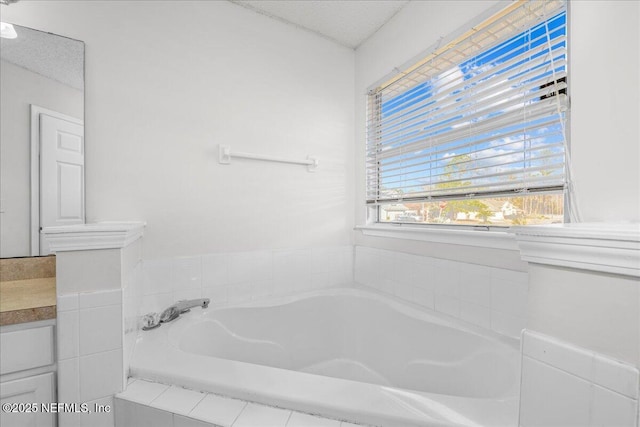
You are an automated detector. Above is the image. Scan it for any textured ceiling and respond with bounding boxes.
[232,0,410,49]
[1,24,84,90]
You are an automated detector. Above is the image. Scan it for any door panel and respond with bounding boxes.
[39,114,84,255]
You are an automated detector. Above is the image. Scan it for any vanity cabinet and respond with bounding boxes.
[0,320,56,427]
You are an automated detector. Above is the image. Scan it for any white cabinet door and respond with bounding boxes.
[0,326,54,375]
[0,373,55,427]
[39,113,84,255]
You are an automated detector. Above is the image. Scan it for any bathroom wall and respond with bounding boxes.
[2,1,355,260]
[570,1,640,223]
[0,60,83,258]
[140,246,352,316]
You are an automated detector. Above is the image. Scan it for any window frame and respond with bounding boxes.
[364,0,571,231]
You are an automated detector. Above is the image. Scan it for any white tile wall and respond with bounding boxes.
[57,310,79,360]
[519,330,639,427]
[233,403,291,427]
[58,410,83,427]
[118,380,169,405]
[115,380,371,427]
[354,246,528,338]
[151,386,206,416]
[57,287,126,426]
[57,293,79,311]
[188,393,247,426]
[172,257,202,290]
[54,240,143,427]
[143,259,173,295]
[174,415,215,427]
[123,244,143,385]
[56,249,122,294]
[83,396,116,427]
[520,356,592,427]
[79,304,122,356]
[115,398,173,427]
[79,348,125,402]
[140,246,353,316]
[80,289,123,308]
[57,357,80,402]
[287,412,341,426]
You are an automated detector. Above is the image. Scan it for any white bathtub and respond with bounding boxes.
[130,288,520,426]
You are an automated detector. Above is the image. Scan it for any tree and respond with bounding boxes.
[434,154,492,222]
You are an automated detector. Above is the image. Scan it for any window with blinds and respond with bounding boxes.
[366,0,568,226]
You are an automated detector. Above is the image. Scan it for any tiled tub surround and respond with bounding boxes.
[519,330,639,427]
[129,288,520,426]
[56,289,123,427]
[511,223,640,427]
[44,222,145,427]
[354,246,528,339]
[55,246,143,427]
[140,246,353,315]
[122,244,144,391]
[116,379,364,427]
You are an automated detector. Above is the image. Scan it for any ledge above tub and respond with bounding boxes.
[510,223,640,277]
[355,224,519,250]
[42,221,146,252]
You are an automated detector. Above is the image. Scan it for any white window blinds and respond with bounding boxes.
[366,0,568,207]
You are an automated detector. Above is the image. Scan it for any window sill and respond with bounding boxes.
[510,223,640,277]
[354,223,519,251]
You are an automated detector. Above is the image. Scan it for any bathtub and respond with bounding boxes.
[130,288,520,426]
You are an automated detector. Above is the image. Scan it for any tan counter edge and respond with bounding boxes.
[0,305,57,326]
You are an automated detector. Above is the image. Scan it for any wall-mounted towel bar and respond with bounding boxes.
[218,144,318,172]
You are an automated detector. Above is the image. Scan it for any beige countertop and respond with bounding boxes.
[0,278,56,326]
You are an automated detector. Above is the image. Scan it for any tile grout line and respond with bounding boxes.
[188,391,207,417]
[523,354,639,401]
[284,409,293,426]
[229,399,248,427]
[147,383,172,407]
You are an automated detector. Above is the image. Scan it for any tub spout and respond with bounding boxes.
[172,298,210,312]
[160,298,210,323]
[142,298,210,330]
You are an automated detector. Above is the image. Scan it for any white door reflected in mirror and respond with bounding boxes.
[37,110,84,255]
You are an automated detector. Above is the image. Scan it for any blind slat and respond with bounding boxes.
[366,1,568,206]
[370,144,565,184]
[368,96,565,161]
[371,63,567,141]
[377,37,566,124]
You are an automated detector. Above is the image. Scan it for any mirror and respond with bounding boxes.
[1,23,85,258]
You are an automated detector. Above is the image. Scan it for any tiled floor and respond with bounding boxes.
[116,379,368,427]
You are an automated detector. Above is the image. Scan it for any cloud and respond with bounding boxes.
[432,65,465,95]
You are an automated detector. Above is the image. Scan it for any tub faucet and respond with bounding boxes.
[142,298,210,331]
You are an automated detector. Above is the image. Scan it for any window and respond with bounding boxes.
[366,0,568,227]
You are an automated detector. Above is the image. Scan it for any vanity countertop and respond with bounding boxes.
[0,278,56,326]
